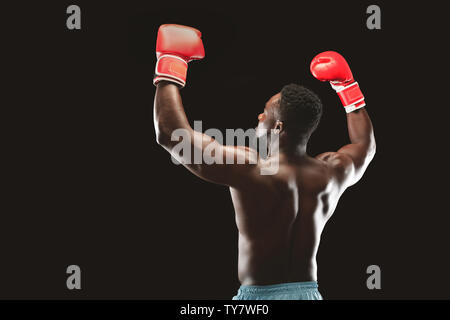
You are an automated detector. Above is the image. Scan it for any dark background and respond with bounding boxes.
[2,1,448,299]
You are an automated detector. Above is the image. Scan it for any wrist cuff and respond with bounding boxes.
[331,82,365,113]
[154,54,188,87]
[345,100,366,113]
[153,76,185,87]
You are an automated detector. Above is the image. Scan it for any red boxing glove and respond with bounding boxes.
[153,24,205,88]
[310,51,365,113]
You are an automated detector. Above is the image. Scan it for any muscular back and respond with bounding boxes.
[231,156,344,285]
[154,83,375,286]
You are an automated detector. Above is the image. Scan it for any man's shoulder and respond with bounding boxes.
[315,152,352,169]
[314,152,355,186]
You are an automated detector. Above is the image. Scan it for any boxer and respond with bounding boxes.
[153,24,375,300]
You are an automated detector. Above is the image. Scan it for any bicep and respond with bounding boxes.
[167,129,258,187]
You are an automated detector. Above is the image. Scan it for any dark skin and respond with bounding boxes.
[154,82,375,285]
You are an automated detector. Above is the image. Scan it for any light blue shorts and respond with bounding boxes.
[232,281,323,300]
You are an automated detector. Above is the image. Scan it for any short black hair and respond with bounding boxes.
[278,83,322,141]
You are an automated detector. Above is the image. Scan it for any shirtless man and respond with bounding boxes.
[153,24,376,300]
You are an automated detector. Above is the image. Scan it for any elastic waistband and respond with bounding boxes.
[238,281,318,295]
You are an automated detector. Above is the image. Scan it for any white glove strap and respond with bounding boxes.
[345,101,366,113]
[330,82,366,113]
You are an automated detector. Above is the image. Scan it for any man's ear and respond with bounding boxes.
[274,120,283,134]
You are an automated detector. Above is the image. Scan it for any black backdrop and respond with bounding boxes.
[2,0,448,299]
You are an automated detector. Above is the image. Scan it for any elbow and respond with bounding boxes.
[368,133,376,159]
[156,132,170,148]
[155,126,171,148]
[358,137,376,166]
[364,138,376,165]
[361,128,376,161]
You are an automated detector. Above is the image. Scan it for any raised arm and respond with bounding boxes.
[153,25,258,188]
[311,51,376,187]
[154,82,257,187]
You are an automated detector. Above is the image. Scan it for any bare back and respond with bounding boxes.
[231,155,343,285]
[154,83,375,287]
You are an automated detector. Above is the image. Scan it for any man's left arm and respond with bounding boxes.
[154,82,258,187]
